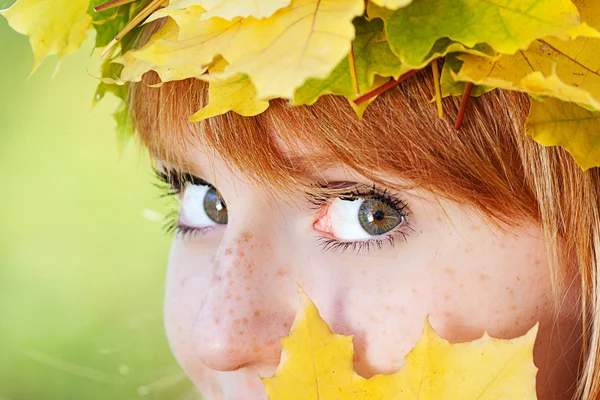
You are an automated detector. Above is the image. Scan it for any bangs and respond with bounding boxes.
[129,67,539,226]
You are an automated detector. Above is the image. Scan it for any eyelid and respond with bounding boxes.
[155,167,211,193]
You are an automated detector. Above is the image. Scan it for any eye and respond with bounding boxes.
[180,184,228,228]
[319,197,406,240]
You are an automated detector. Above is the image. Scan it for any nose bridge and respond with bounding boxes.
[191,217,295,371]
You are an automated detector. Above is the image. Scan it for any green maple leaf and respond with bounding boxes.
[368,0,596,68]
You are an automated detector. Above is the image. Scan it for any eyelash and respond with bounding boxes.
[308,184,412,254]
[155,169,412,252]
[155,168,215,238]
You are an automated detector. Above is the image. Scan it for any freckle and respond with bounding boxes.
[253,346,261,353]
[241,232,253,243]
[237,250,245,258]
[235,296,242,301]
[443,268,455,277]
[517,276,521,282]
[276,268,286,277]
[254,310,260,317]
[234,319,240,325]
[242,317,248,324]
[459,283,464,289]
[534,259,541,266]
[283,322,289,328]
[226,270,231,278]
[267,339,275,346]
[229,308,234,315]
[494,310,501,315]
[228,280,233,287]
[387,288,393,294]
[214,317,220,325]
[384,305,391,311]
[444,293,452,300]
[225,248,233,256]
[239,330,245,336]
[470,224,480,231]
[464,246,473,253]
[247,265,254,276]
[361,270,367,276]
[246,286,250,292]
[479,273,490,282]
[411,287,419,295]
[511,305,518,311]
[443,310,452,318]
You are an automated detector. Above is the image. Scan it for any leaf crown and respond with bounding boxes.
[2,0,600,170]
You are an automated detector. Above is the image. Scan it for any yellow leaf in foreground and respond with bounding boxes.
[263,287,538,400]
[526,98,600,170]
[1,0,91,72]
[130,0,364,99]
[190,59,269,121]
[212,0,365,99]
[117,18,208,83]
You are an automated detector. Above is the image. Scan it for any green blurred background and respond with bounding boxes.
[0,2,197,399]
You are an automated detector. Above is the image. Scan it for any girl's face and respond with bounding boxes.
[162,147,581,400]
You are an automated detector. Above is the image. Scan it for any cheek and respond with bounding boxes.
[427,232,553,341]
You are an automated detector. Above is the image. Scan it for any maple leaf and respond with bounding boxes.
[263,287,538,400]
[526,98,600,170]
[294,17,409,115]
[453,0,600,111]
[1,0,92,72]
[368,0,597,69]
[115,18,210,83]
[126,0,364,99]
[190,59,270,122]
[440,54,492,98]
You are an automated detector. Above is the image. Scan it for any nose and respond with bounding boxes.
[189,227,296,372]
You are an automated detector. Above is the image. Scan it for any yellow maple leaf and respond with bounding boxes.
[263,287,538,400]
[127,0,364,99]
[526,98,600,170]
[190,58,270,121]
[116,18,209,83]
[453,0,600,111]
[1,0,92,72]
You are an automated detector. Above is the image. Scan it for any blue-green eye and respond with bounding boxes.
[358,198,403,236]
[327,197,406,240]
[180,184,228,227]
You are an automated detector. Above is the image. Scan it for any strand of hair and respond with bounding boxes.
[455,82,473,130]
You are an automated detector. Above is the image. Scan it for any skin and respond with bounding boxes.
[162,148,582,400]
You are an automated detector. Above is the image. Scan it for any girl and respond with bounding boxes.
[127,19,594,400]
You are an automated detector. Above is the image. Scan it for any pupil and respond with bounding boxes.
[373,209,385,221]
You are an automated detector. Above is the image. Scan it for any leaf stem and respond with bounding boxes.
[431,61,443,119]
[455,82,473,130]
[354,69,419,105]
[101,0,167,57]
[348,43,360,96]
[94,0,137,12]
